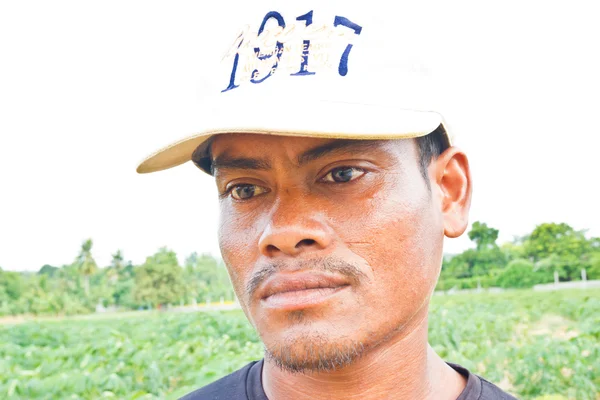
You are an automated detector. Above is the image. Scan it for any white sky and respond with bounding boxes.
[1,1,599,271]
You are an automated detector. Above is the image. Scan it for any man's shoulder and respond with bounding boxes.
[179,361,259,400]
[448,362,517,400]
[479,376,518,400]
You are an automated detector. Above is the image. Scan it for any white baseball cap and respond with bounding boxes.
[136,2,451,174]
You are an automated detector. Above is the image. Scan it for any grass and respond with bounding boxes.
[1,289,598,399]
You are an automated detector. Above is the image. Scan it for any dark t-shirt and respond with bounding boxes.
[180,359,517,400]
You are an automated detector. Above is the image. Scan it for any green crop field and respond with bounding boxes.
[1,289,598,400]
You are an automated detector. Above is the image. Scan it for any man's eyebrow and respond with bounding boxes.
[298,140,384,166]
[211,153,272,172]
[210,140,384,173]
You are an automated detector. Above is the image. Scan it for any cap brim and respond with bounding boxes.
[136,99,445,174]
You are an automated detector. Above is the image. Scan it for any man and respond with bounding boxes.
[137,3,517,399]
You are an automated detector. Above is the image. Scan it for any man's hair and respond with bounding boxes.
[193,124,450,181]
[415,123,450,184]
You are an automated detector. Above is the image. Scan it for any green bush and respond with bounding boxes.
[587,253,600,280]
[496,259,536,288]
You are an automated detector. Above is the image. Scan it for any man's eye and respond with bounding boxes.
[321,167,365,183]
[229,184,268,200]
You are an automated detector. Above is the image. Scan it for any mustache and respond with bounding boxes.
[246,257,368,298]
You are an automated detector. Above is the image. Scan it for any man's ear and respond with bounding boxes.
[431,147,472,238]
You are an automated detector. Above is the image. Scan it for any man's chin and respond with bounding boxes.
[264,332,366,374]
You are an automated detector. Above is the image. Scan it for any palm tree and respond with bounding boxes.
[111,250,124,270]
[107,250,124,284]
[76,239,97,296]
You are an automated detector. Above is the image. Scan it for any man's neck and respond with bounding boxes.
[261,312,466,400]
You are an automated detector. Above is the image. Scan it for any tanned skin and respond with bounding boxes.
[211,133,472,400]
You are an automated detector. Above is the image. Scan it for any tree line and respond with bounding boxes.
[438,221,600,290]
[0,243,233,317]
[1,221,599,316]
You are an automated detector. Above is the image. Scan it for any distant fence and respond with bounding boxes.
[434,280,600,296]
[533,280,600,291]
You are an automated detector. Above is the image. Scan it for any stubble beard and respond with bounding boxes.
[264,332,367,374]
[262,309,416,374]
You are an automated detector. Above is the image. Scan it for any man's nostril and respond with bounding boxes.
[296,239,316,248]
[266,244,279,254]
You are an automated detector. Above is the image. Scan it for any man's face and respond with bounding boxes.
[212,134,446,372]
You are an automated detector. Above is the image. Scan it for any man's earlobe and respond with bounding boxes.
[433,147,472,238]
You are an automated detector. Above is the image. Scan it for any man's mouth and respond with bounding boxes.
[258,271,351,310]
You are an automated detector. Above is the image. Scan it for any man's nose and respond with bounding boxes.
[258,203,333,258]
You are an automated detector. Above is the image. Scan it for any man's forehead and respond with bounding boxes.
[211,133,407,156]
[214,133,344,152]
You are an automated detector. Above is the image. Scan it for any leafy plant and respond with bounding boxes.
[1,289,598,399]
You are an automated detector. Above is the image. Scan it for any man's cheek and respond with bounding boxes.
[218,214,255,298]
[346,196,435,284]
[219,206,258,253]
[341,192,420,248]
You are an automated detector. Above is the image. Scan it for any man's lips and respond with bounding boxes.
[257,272,351,310]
